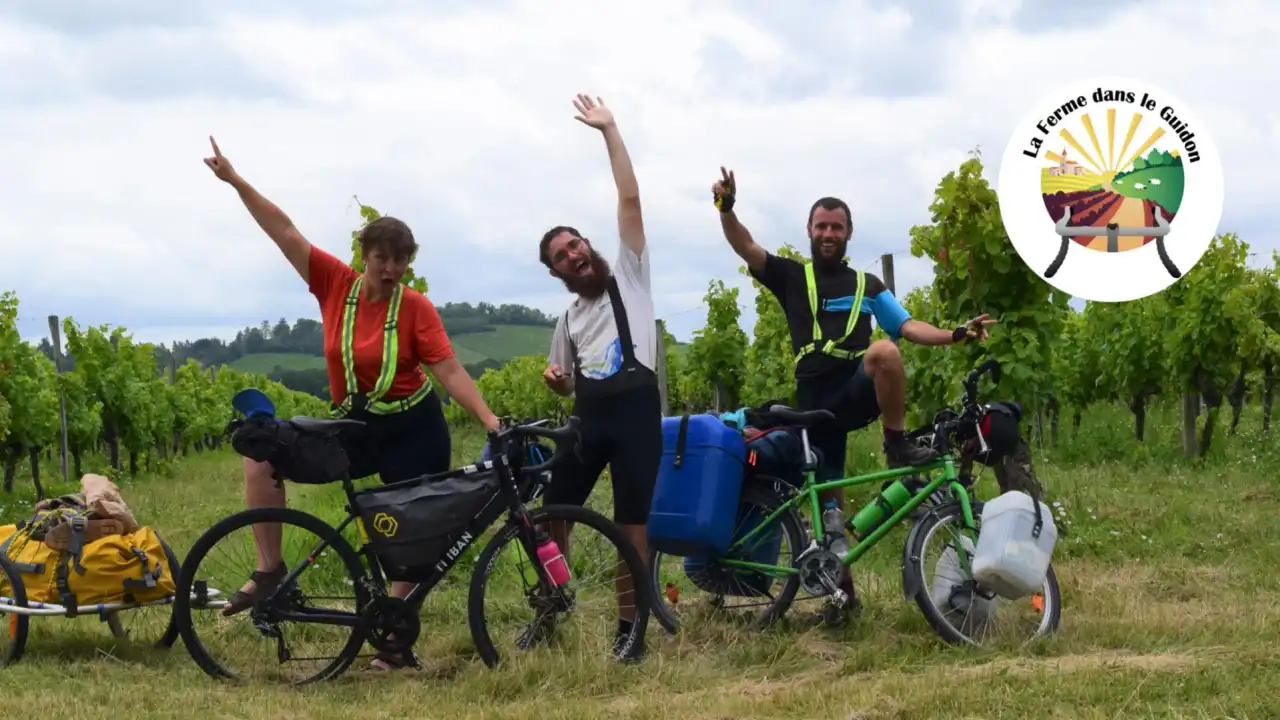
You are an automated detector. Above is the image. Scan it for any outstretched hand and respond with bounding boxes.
[572,93,616,131]
[962,314,998,342]
[202,136,239,184]
[712,166,736,210]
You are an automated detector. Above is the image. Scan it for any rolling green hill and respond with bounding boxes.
[228,324,554,374]
[229,352,327,374]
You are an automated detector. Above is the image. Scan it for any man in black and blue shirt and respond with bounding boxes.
[711,167,994,615]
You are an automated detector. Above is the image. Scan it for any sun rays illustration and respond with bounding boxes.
[1038,108,1186,278]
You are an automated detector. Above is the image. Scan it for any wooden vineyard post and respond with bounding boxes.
[880,253,896,295]
[1181,393,1199,457]
[47,315,69,484]
[655,320,669,417]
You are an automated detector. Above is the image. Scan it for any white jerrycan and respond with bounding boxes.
[972,490,1057,600]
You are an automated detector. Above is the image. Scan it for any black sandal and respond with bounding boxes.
[369,649,422,671]
[221,563,287,617]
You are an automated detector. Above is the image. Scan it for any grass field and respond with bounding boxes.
[1,401,1278,718]
[229,353,328,374]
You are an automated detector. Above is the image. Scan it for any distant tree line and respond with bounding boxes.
[33,301,551,401]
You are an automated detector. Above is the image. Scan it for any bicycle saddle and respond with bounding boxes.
[764,405,836,428]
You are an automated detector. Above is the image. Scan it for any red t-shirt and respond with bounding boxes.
[307,245,454,406]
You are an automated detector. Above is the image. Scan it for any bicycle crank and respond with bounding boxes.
[362,596,421,654]
[796,548,844,597]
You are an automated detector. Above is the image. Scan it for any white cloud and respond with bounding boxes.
[2,0,1274,350]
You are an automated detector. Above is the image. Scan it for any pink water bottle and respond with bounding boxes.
[535,535,571,586]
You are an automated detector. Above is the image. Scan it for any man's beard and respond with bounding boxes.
[810,236,848,273]
[556,250,612,298]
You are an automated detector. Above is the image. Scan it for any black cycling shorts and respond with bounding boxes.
[796,359,880,482]
[543,382,662,526]
[340,388,453,484]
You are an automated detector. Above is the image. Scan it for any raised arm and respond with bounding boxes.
[572,94,644,257]
[203,136,312,283]
[712,167,767,275]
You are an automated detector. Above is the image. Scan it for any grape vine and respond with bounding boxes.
[0,293,330,495]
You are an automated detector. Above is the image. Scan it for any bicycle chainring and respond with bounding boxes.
[796,548,843,597]
[362,596,421,654]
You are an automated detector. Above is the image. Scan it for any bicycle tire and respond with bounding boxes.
[903,500,1062,646]
[172,507,372,686]
[648,480,807,635]
[467,503,652,669]
[0,552,29,667]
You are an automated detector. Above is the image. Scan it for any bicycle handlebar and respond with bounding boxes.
[487,415,582,475]
[962,358,1001,406]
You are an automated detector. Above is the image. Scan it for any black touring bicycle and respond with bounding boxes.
[171,389,650,685]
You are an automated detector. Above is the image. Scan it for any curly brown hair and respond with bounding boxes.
[357,216,418,261]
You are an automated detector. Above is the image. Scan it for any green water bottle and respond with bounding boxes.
[849,480,913,538]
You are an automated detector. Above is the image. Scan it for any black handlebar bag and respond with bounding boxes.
[968,401,1023,465]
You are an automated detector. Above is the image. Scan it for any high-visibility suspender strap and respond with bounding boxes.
[335,277,431,416]
[795,265,867,365]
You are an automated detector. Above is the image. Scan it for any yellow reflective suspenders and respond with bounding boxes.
[794,264,867,366]
[333,276,433,417]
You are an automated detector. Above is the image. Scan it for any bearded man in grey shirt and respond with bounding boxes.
[534,94,660,663]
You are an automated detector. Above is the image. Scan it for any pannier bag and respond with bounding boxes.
[352,468,501,582]
[647,414,747,557]
[0,504,175,611]
[742,426,810,489]
[229,416,352,486]
[972,490,1058,599]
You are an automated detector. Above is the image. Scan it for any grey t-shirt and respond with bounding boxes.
[548,241,656,382]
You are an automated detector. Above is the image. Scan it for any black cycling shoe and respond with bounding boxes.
[885,436,939,468]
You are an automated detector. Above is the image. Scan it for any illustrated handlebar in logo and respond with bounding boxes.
[1046,206,1178,280]
[371,512,398,537]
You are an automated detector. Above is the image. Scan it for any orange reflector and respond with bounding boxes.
[1032,594,1044,613]
[8,613,15,639]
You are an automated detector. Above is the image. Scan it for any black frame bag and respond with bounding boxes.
[351,468,501,582]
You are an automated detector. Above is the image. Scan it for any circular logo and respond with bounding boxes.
[998,77,1224,302]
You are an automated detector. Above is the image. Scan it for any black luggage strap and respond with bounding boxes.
[673,415,690,469]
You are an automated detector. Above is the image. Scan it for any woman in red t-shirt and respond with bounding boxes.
[204,137,500,670]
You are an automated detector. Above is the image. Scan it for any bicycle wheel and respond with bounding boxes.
[103,532,183,652]
[0,553,29,667]
[467,503,651,669]
[648,481,807,636]
[173,507,372,686]
[904,500,1061,646]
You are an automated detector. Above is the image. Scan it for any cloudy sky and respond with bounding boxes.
[3,0,1275,349]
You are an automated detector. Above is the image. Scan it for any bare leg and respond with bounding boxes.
[863,339,907,431]
[616,524,647,624]
[221,458,287,616]
[244,458,285,574]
